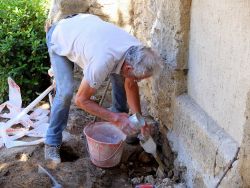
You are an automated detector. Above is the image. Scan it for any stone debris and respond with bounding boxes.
[130,175,184,188]
[129,165,186,187]
[131,176,144,185]
[156,178,173,187]
[144,175,155,184]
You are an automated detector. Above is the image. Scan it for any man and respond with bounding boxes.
[45,13,163,164]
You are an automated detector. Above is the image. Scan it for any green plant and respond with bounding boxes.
[0,0,50,105]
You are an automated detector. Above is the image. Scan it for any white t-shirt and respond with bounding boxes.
[50,14,142,89]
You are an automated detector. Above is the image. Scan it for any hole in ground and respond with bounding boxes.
[60,145,80,162]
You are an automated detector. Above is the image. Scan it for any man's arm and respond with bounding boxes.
[125,78,152,137]
[125,78,141,114]
[75,79,137,135]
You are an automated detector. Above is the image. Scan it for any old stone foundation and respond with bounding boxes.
[168,95,241,187]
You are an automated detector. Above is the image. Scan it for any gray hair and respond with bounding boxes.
[125,46,163,77]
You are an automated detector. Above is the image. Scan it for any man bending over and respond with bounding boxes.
[45,13,163,164]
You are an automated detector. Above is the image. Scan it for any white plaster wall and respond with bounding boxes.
[188,0,250,143]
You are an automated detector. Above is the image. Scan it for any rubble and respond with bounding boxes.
[144,175,155,184]
[131,176,144,185]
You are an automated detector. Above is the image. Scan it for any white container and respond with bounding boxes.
[128,113,145,131]
[140,136,157,157]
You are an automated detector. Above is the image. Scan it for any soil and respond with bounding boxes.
[0,79,186,188]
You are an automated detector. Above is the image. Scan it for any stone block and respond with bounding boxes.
[168,94,241,187]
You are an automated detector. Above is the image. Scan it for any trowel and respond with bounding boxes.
[139,135,165,177]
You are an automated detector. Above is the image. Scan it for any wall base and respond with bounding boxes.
[167,95,242,188]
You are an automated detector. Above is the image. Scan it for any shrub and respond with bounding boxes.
[0,0,50,105]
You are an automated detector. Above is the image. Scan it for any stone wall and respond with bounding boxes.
[130,0,191,130]
[88,0,133,31]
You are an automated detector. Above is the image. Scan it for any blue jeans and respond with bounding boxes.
[45,25,128,146]
[45,25,74,146]
[110,73,128,113]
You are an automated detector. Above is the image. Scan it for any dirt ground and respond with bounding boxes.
[0,79,186,188]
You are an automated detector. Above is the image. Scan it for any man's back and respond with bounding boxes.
[50,14,141,69]
[50,14,141,89]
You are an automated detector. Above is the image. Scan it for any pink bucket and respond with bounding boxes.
[83,122,126,168]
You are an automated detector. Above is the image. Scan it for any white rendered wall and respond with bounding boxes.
[188,0,250,143]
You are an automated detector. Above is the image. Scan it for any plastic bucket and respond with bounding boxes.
[83,122,126,168]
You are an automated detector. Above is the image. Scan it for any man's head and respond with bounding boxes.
[121,46,163,81]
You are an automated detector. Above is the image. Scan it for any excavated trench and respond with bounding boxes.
[0,79,186,187]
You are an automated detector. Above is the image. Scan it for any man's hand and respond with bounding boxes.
[125,78,141,114]
[76,79,136,136]
[141,123,152,137]
[112,112,138,136]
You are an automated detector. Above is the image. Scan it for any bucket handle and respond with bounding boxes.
[86,141,124,162]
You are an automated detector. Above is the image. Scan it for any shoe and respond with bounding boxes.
[44,144,61,164]
[125,134,139,145]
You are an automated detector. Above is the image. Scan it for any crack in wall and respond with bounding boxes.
[239,90,250,187]
[213,148,218,178]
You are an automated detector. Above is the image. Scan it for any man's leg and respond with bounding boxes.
[45,52,74,147]
[45,25,74,163]
[44,52,74,163]
[110,73,129,113]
